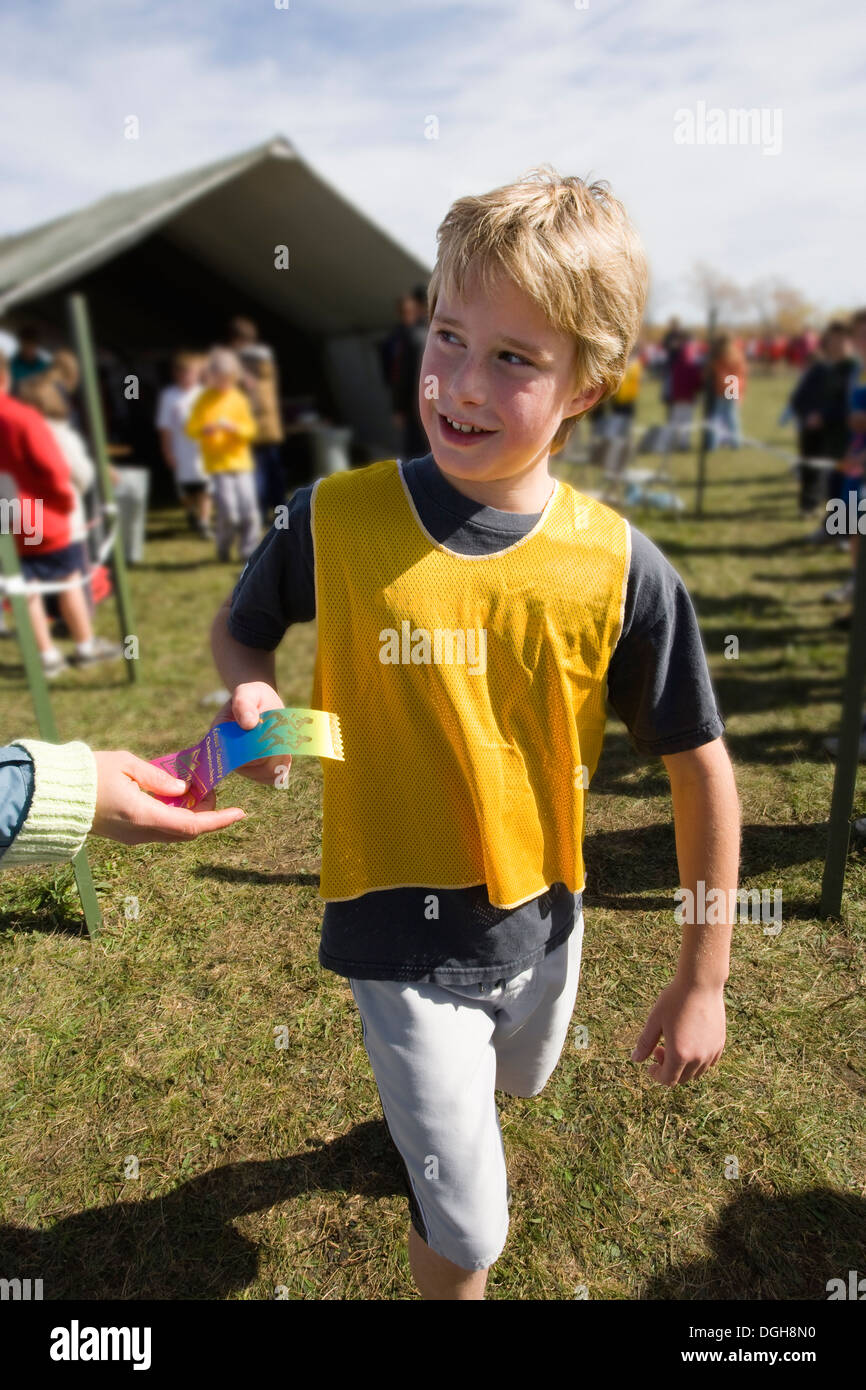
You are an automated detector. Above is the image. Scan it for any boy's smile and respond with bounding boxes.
[419,269,603,512]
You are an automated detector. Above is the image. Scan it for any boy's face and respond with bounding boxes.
[420,271,602,501]
[825,331,849,361]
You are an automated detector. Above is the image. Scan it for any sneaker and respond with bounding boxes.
[853,817,866,840]
[41,650,70,679]
[824,578,856,604]
[69,636,125,668]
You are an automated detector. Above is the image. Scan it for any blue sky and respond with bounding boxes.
[0,0,863,322]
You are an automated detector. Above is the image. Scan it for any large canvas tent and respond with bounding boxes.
[0,135,431,496]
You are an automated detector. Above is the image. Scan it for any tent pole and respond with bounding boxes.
[67,292,138,684]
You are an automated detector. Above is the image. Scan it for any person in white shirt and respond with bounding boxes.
[155,352,212,537]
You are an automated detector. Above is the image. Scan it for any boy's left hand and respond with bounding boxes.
[631,977,726,1086]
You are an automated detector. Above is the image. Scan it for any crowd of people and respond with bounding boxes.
[785,309,866,639]
[3,298,866,705]
[0,315,291,677]
[154,316,287,557]
[588,321,749,451]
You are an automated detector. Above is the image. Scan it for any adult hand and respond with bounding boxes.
[90,751,246,845]
[209,682,291,788]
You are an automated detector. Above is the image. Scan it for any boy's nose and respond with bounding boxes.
[448,371,487,405]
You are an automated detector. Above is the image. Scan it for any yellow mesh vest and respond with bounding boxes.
[311,459,630,908]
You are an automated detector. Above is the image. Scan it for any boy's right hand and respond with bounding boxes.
[209,682,291,788]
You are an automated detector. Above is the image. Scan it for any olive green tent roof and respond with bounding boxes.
[0,135,430,332]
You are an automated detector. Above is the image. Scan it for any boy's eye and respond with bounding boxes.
[436,330,534,368]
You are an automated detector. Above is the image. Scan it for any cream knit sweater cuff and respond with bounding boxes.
[1,738,98,866]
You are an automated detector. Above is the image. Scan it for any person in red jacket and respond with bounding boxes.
[666,336,703,450]
[0,351,122,677]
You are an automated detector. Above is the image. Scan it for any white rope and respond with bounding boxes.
[578,412,805,466]
[0,503,119,598]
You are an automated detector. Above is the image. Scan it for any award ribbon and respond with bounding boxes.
[149,706,344,809]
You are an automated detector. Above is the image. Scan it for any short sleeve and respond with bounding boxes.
[226,483,316,650]
[606,525,725,756]
[155,389,172,431]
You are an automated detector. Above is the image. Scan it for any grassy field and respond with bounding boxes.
[0,370,864,1301]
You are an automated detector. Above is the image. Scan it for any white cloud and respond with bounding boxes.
[0,0,863,320]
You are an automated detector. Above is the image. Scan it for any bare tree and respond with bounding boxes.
[688,262,747,326]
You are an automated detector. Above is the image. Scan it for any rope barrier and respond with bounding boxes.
[0,502,119,598]
[582,412,803,466]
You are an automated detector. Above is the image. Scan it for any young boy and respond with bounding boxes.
[210,168,740,1300]
[186,348,260,564]
[155,351,212,538]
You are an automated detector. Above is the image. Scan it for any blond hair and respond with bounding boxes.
[207,347,241,381]
[427,165,649,454]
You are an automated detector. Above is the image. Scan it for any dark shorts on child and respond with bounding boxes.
[19,540,87,582]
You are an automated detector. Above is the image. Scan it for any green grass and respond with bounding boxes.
[0,370,864,1300]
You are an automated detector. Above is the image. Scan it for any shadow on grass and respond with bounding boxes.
[660,538,812,557]
[0,660,131,688]
[638,1187,866,1300]
[2,1138,860,1300]
[0,1120,408,1299]
[596,729,840,784]
[583,821,831,895]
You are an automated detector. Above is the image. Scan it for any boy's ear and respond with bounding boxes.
[567,381,605,416]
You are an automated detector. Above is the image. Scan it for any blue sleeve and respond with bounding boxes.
[606,526,726,756]
[0,745,36,863]
[226,483,316,650]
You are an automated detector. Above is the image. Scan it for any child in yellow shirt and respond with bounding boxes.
[211,168,739,1301]
[186,348,261,563]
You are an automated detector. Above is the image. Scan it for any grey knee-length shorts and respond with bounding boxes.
[349,910,585,1271]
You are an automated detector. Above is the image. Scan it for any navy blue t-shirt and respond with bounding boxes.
[227,455,725,984]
